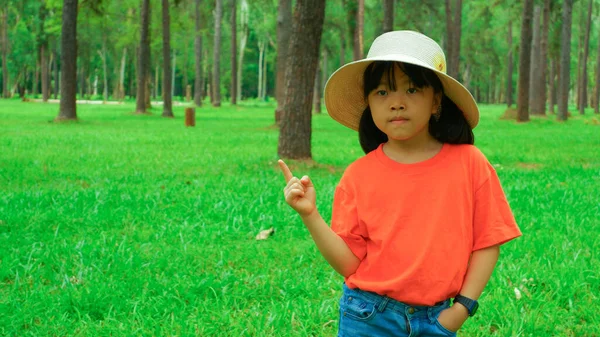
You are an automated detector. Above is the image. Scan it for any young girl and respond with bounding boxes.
[278,31,521,336]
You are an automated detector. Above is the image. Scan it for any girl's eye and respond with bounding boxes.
[407,88,418,94]
[376,90,387,96]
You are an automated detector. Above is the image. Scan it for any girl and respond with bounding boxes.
[278,31,521,336]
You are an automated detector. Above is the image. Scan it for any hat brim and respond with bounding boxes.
[324,55,480,131]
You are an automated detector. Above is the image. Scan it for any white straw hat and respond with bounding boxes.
[324,30,479,130]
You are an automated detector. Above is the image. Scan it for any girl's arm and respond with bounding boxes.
[278,160,360,277]
[300,210,360,277]
[437,245,500,331]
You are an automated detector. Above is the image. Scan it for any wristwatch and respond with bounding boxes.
[453,294,479,316]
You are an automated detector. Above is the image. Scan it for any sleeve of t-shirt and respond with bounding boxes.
[330,185,367,261]
[472,162,522,251]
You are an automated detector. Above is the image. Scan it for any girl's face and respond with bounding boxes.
[367,64,440,142]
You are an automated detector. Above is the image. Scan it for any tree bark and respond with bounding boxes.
[57,0,78,120]
[230,0,237,105]
[212,0,223,107]
[39,2,49,101]
[535,0,550,115]
[506,18,513,107]
[549,56,556,114]
[194,0,203,106]
[41,43,50,102]
[383,0,394,33]
[277,0,326,160]
[1,9,9,98]
[275,0,292,123]
[312,61,321,114]
[53,49,59,99]
[578,0,592,115]
[354,0,364,60]
[595,19,600,114]
[154,62,159,99]
[557,0,573,121]
[162,0,173,117]
[33,61,39,97]
[445,0,462,80]
[118,47,127,101]
[258,41,265,100]
[136,0,151,114]
[528,5,541,114]
[516,0,534,122]
[101,43,108,102]
[237,0,248,102]
[346,0,357,61]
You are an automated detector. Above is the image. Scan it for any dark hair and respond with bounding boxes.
[358,61,474,154]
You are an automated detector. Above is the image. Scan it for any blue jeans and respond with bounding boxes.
[338,284,457,337]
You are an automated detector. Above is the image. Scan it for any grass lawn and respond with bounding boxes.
[1,99,599,336]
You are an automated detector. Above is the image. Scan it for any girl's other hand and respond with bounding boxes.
[436,304,469,333]
[278,160,317,218]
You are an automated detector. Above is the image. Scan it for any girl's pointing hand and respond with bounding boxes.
[278,160,317,218]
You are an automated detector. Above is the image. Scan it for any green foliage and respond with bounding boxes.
[2,0,600,102]
[1,101,600,335]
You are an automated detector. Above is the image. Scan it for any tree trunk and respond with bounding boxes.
[506,18,513,107]
[557,0,573,121]
[100,43,108,102]
[136,0,151,114]
[275,0,292,123]
[516,0,534,122]
[535,0,550,115]
[383,0,394,33]
[578,0,592,115]
[346,0,357,61]
[53,49,59,99]
[277,0,326,160]
[528,5,541,114]
[162,0,173,117]
[1,9,9,98]
[445,0,462,80]
[230,0,237,105]
[258,41,265,100]
[33,61,39,97]
[339,25,346,67]
[194,0,203,106]
[154,63,159,99]
[354,0,364,60]
[41,43,50,102]
[236,0,248,102]
[171,53,176,99]
[79,65,85,98]
[262,44,267,99]
[118,47,127,101]
[575,3,584,111]
[39,2,49,101]
[549,56,556,114]
[212,0,223,107]
[312,62,321,114]
[595,19,600,114]
[57,0,78,120]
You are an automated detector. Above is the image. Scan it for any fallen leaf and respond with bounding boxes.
[256,227,275,240]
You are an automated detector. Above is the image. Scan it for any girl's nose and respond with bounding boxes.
[389,92,405,110]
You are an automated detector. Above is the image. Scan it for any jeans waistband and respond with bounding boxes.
[342,283,450,316]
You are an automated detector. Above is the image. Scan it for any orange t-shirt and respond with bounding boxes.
[331,143,522,306]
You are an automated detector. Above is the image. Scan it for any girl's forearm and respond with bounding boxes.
[459,245,500,300]
[300,211,361,277]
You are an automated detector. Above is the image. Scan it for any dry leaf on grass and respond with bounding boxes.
[255,227,275,240]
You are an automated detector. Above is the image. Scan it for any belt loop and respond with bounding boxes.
[377,296,390,312]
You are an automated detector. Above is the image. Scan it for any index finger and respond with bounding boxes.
[278,159,294,182]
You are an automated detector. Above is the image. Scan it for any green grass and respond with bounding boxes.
[0,99,599,336]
